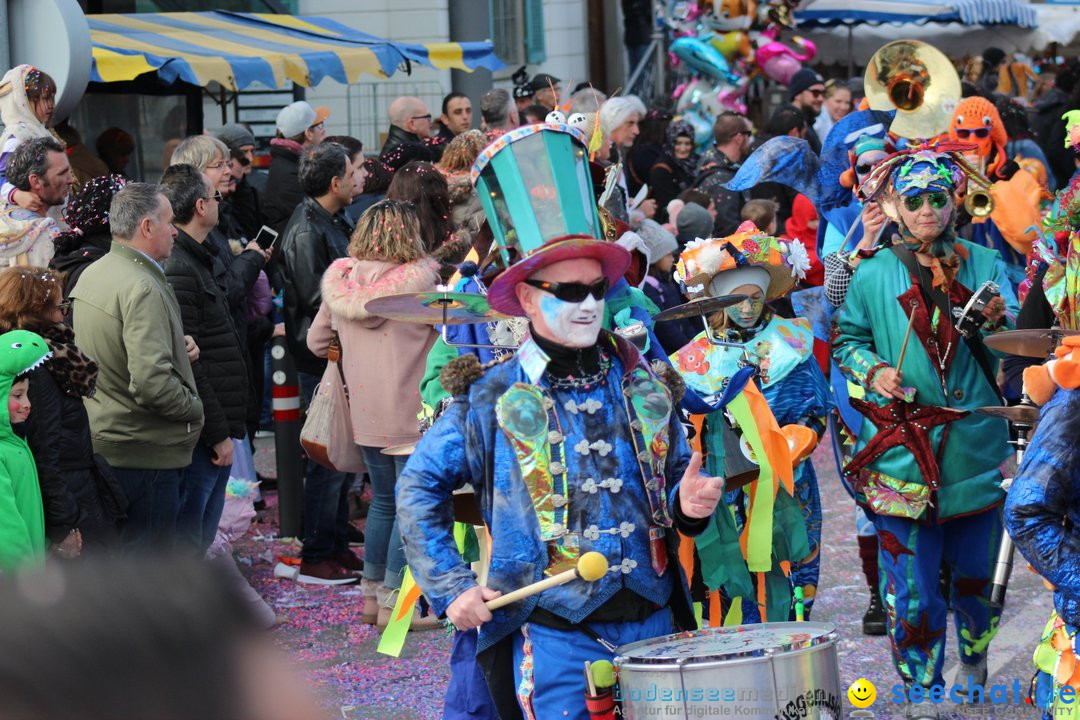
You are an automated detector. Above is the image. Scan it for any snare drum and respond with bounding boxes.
[614,622,841,720]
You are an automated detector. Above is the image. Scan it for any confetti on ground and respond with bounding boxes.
[241,434,1045,720]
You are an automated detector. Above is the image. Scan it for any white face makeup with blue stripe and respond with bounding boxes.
[535,293,604,349]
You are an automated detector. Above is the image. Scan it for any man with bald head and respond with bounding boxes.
[380,95,433,158]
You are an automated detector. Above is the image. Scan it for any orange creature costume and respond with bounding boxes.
[948,97,1046,267]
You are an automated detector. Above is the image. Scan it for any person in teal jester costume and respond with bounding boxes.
[832,144,1018,708]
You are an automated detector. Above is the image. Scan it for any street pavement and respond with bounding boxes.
[246,432,1050,720]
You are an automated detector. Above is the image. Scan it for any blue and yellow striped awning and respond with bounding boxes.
[88,11,504,91]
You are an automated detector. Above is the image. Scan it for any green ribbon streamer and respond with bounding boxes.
[726,391,776,572]
[376,567,418,658]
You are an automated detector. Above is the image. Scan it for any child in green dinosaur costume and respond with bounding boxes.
[0,328,52,571]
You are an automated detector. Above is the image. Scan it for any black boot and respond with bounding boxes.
[863,585,887,636]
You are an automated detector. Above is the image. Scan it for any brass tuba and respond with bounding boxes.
[864,40,961,141]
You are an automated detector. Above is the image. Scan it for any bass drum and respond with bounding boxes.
[614,622,842,720]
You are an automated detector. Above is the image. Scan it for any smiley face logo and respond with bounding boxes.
[848,678,876,708]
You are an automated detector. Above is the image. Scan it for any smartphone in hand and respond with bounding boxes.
[253,225,279,251]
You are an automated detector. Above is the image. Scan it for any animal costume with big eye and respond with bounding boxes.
[948,97,1047,284]
[948,97,1008,178]
[833,145,1020,689]
[1005,338,1080,717]
[669,222,831,623]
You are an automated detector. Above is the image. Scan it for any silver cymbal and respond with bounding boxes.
[653,294,749,322]
[984,328,1080,359]
[365,291,506,325]
[974,404,1039,426]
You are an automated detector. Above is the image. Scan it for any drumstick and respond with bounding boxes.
[896,304,918,373]
[585,661,597,696]
[486,552,609,611]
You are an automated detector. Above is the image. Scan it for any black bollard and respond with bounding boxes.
[269,337,304,538]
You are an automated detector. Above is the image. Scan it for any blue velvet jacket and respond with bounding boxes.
[397,332,701,652]
[1004,388,1080,627]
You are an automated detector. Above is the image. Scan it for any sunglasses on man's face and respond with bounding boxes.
[903,191,951,212]
[808,88,825,98]
[524,277,609,303]
[954,127,990,139]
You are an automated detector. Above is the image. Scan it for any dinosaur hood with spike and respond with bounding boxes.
[0,329,50,432]
[0,328,50,571]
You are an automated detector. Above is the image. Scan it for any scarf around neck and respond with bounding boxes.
[40,322,98,398]
[900,225,967,291]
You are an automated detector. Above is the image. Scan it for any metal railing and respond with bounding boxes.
[626,25,670,107]
[344,80,448,152]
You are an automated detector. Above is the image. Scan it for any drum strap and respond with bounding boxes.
[890,245,1004,404]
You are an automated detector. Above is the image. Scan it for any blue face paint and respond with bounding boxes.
[533,292,604,348]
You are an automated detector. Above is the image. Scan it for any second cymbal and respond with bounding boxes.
[984,328,1080,358]
[365,291,506,325]
[975,404,1039,426]
[654,294,749,322]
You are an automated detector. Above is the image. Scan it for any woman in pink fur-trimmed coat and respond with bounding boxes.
[307,199,440,627]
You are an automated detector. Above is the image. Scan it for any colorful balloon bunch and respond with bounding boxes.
[662,0,815,146]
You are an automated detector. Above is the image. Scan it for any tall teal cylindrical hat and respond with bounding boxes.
[471,123,630,316]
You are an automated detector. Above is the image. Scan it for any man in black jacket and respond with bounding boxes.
[160,164,248,554]
[1033,64,1079,190]
[278,142,362,585]
[694,111,752,236]
[279,143,355,379]
[380,95,432,158]
[263,101,330,235]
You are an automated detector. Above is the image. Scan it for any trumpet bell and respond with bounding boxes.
[864,40,961,141]
[964,188,994,218]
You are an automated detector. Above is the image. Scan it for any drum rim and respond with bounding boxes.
[613,621,838,664]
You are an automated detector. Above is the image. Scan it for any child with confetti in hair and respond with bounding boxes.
[0,65,58,213]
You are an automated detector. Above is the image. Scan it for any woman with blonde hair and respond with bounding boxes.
[170,135,232,196]
[307,199,440,628]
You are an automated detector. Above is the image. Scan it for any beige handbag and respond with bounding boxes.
[300,332,366,473]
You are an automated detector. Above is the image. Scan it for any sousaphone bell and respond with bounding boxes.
[863,39,960,141]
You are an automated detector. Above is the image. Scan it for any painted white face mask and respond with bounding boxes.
[537,292,605,349]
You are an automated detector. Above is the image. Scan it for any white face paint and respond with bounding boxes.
[536,292,605,348]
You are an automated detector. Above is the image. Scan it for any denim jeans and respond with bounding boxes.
[299,372,352,563]
[177,441,233,554]
[360,445,407,589]
[112,466,183,552]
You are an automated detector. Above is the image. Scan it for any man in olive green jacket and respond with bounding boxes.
[71,182,204,551]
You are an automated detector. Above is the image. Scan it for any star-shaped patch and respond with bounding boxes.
[878,530,915,562]
[845,399,968,488]
[898,611,946,655]
[953,577,990,598]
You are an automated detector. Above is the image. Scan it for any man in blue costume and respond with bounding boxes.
[397,124,725,720]
[832,145,1017,717]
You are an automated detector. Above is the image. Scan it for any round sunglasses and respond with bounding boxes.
[903,191,950,212]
